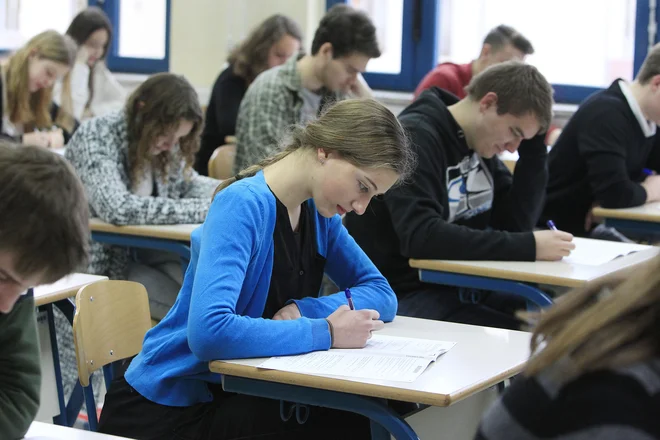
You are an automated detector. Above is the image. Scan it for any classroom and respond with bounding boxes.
[2,0,660,439]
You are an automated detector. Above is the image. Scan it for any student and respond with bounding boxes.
[0,142,89,439]
[64,73,219,320]
[1,30,78,148]
[195,14,302,176]
[54,6,126,121]
[541,43,660,239]
[415,25,533,100]
[97,99,415,439]
[234,4,378,172]
[476,256,660,439]
[346,62,575,330]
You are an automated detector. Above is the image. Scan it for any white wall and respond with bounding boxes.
[169,0,325,89]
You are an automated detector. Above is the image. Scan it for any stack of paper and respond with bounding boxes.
[258,334,456,382]
[563,237,650,266]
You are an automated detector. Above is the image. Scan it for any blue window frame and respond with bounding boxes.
[329,0,658,104]
[89,0,170,74]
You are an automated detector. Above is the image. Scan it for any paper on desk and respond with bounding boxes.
[563,238,650,266]
[257,334,456,382]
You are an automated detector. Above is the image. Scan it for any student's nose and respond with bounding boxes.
[351,199,366,215]
[506,139,522,152]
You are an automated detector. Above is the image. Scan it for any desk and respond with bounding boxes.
[89,218,199,270]
[25,421,130,439]
[34,274,107,427]
[593,202,660,236]
[410,238,659,308]
[210,316,531,440]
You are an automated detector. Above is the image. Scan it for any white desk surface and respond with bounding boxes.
[410,237,659,288]
[593,202,660,223]
[33,273,107,307]
[89,218,199,241]
[210,316,531,407]
[24,421,131,439]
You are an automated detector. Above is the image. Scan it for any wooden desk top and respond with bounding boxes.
[593,202,660,222]
[210,316,531,407]
[90,218,199,241]
[25,421,131,439]
[410,238,659,288]
[33,273,107,307]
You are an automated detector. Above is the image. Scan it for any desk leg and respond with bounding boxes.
[51,299,86,427]
[222,376,419,440]
[418,270,553,308]
[43,304,68,426]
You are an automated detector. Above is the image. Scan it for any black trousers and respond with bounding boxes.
[98,377,372,440]
[397,287,527,330]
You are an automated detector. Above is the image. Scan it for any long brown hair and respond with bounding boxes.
[523,255,660,378]
[5,30,76,128]
[215,99,415,195]
[228,14,302,83]
[124,73,203,187]
[64,6,113,114]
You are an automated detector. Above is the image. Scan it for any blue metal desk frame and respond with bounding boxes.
[417,269,554,308]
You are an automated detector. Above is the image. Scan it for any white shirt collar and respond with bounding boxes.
[618,80,656,137]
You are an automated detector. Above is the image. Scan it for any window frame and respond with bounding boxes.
[329,0,657,104]
[89,0,171,74]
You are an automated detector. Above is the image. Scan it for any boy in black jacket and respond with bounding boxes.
[541,44,660,237]
[0,143,88,439]
[346,61,574,329]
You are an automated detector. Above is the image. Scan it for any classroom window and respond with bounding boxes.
[90,0,170,74]
[328,0,655,103]
[438,0,639,101]
[0,0,80,50]
[350,0,404,75]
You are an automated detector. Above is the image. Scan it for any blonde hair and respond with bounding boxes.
[215,99,415,195]
[5,30,76,129]
[124,73,203,188]
[523,255,660,378]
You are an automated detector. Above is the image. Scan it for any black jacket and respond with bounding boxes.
[195,65,248,175]
[541,80,660,235]
[346,87,547,296]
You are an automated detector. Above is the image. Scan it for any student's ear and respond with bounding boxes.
[479,92,498,112]
[317,148,335,163]
[319,42,334,60]
[649,74,660,91]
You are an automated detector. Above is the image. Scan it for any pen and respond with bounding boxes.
[547,220,558,231]
[344,288,355,311]
[643,168,654,176]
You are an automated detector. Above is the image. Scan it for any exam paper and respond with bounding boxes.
[258,335,456,382]
[562,237,649,266]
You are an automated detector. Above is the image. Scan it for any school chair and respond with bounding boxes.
[208,144,237,180]
[72,280,151,431]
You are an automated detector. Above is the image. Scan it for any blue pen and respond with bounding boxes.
[643,168,654,176]
[344,288,355,310]
[547,220,558,231]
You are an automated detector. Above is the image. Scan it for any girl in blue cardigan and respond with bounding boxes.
[98,99,415,439]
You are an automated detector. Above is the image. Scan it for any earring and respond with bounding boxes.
[319,158,325,165]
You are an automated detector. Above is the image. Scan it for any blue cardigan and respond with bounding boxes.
[125,171,398,406]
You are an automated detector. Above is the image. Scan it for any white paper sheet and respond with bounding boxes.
[563,237,650,266]
[257,335,456,382]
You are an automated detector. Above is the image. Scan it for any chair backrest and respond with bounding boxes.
[73,280,152,387]
[208,144,237,180]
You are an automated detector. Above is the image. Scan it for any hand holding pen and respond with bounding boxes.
[530,220,575,261]
[325,287,383,348]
